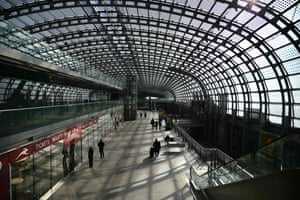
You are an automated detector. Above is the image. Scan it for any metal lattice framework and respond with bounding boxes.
[0,0,300,127]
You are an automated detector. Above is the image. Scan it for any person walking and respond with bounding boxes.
[62,148,68,176]
[88,147,94,168]
[155,121,158,130]
[159,120,162,130]
[150,118,154,129]
[153,138,161,159]
[97,139,105,159]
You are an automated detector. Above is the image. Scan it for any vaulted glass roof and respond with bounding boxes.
[0,0,300,127]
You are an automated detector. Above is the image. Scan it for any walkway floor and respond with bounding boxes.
[48,114,200,200]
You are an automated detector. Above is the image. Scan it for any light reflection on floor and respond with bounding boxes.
[49,111,203,200]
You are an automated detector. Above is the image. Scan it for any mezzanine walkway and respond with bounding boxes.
[46,113,201,200]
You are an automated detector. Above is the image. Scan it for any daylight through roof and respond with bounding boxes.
[0,0,299,127]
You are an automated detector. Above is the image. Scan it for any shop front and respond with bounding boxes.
[0,111,120,200]
[0,125,83,200]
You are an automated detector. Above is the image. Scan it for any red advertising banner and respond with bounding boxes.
[5,132,64,164]
[0,131,65,200]
[64,125,82,147]
[51,132,64,144]
[34,132,64,152]
[34,137,51,152]
[8,144,33,163]
[0,154,9,174]
[0,153,9,200]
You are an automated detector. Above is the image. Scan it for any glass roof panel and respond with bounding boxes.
[284,59,300,75]
[261,67,276,79]
[235,11,255,25]
[199,0,214,11]
[224,8,241,20]
[212,2,228,15]
[265,79,280,90]
[271,0,298,12]
[248,48,262,58]
[40,11,55,20]
[0,0,299,126]
[275,45,299,61]
[246,16,267,30]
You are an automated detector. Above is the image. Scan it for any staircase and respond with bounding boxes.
[189,133,300,200]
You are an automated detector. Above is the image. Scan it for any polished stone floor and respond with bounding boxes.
[47,113,201,200]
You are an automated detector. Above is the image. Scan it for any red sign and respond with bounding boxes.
[64,125,82,147]
[0,131,65,199]
[0,154,9,174]
[8,144,33,163]
[51,132,64,143]
[34,132,64,152]
[5,132,64,164]
[0,154,9,200]
[34,138,51,152]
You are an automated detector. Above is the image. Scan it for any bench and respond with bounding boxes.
[167,141,185,148]
[165,135,182,142]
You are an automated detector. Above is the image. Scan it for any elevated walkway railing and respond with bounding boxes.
[0,100,123,138]
[189,132,300,198]
[172,122,235,171]
[173,120,299,199]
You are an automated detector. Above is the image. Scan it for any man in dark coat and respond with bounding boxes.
[153,138,161,159]
[97,139,105,158]
[88,147,94,167]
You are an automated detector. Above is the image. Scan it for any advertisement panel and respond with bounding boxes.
[63,125,82,147]
[34,132,64,152]
[8,144,34,163]
[0,154,9,200]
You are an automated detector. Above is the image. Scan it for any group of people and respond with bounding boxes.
[150,138,161,159]
[140,111,147,119]
[87,114,165,167]
[88,139,105,168]
[150,118,162,130]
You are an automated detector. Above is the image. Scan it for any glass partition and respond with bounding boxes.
[190,133,300,189]
[6,109,121,200]
[34,146,51,198]
[10,154,33,200]
[0,100,123,137]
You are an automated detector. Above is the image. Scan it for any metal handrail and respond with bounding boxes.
[189,132,296,190]
[173,122,234,166]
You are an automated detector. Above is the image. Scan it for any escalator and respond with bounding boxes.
[189,133,300,200]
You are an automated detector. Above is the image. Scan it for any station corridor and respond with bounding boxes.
[46,114,200,200]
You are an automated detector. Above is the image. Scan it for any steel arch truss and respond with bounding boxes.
[1,0,300,127]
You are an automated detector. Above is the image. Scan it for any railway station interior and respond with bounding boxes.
[0,0,299,199]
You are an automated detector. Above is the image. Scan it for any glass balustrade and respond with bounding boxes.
[190,134,300,189]
[0,100,123,137]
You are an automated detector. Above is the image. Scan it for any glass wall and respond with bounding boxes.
[52,140,64,183]
[4,107,123,200]
[0,100,123,138]
[8,139,64,200]
[34,145,51,198]
[10,154,33,200]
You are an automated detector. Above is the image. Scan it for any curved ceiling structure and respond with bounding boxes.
[1,0,300,127]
